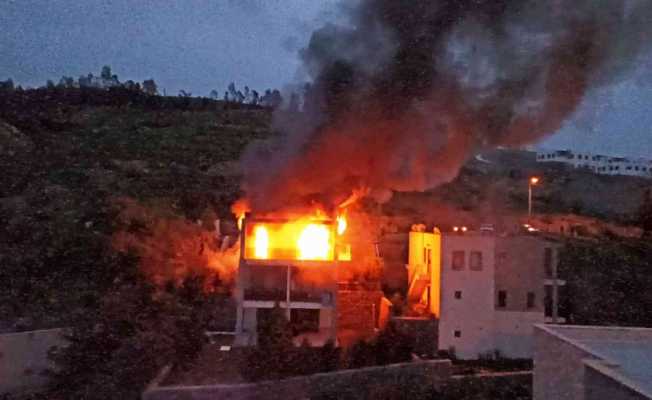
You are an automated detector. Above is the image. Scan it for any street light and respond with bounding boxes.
[528,177,539,218]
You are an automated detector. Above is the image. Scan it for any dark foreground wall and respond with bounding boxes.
[0,328,67,395]
[143,359,451,400]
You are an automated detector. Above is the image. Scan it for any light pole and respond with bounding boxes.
[528,176,539,218]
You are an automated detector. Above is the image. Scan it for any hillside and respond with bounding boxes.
[1,88,650,331]
[0,88,272,331]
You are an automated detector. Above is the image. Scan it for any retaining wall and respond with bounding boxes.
[143,359,452,400]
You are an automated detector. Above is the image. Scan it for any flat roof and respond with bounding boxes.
[537,324,652,398]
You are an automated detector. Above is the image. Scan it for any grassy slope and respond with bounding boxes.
[1,88,650,330]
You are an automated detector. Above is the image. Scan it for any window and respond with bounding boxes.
[544,247,553,278]
[454,291,462,299]
[527,292,536,309]
[544,286,553,317]
[470,251,483,271]
[452,251,465,270]
[498,290,507,308]
[454,330,461,338]
[290,309,320,335]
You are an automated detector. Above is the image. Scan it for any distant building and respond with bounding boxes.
[534,324,652,400]
[537,149,652,178]
[406,226,564,359]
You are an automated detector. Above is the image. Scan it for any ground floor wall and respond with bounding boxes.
[0,328,67,395]
[439,311,543,359]
[235,302,337,346]
[493,311,544,358]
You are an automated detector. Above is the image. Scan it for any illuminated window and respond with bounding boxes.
[454,291,462,299]
[527,292,536,309]
[470,251,483,271]
[498,290,507,308]
[452,251,465,270]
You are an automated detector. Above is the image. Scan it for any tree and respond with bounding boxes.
[270,89,283,109]
[178,89,192,97]
[209,89,219,100]
[58,76,74,88]
[47,274,211,400]
[241,304,295,381]
[288,92,300,112]
[251,90,259,105]
[227,82,238,101]
[0,78,14,91]
[244,86,250,103]
[101,65,112,81]
[46,80,56,89]
[637,188,652,236]
[142,79,158,95]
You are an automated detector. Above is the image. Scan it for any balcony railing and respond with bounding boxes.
[244,288,333,305]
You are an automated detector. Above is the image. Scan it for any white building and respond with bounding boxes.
[534,324,652,400]
[537,149,652,178]
[406,226,564,359]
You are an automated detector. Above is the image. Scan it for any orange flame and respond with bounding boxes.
[243,211,337,261]
[253,225,269,259]
[337,214,347,235]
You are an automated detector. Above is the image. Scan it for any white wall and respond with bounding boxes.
[439,235,495,359]
[494,311,545,358]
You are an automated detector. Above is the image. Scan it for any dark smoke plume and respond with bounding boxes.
[239,0,652,212]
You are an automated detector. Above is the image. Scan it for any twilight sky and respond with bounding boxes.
[1,0,651,158]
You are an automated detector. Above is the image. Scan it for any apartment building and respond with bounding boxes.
[406,226,564,359]
[537,149,652,178]
[234,216,339,346]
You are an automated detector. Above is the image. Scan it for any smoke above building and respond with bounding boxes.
[238,0,652,212]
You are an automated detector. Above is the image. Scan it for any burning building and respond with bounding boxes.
[234,212,352,346]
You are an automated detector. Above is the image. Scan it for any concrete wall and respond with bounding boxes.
[439,235,495,359]
[0,328,67,395]
[494,311,544,358]
[143,359,452,400]
[533,325,596,400]
[495,236,555,313]
[584,366,649,400]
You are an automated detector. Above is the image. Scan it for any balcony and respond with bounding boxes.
[244,288,333,305]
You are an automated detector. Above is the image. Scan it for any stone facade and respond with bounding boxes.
[337,287,384,346]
